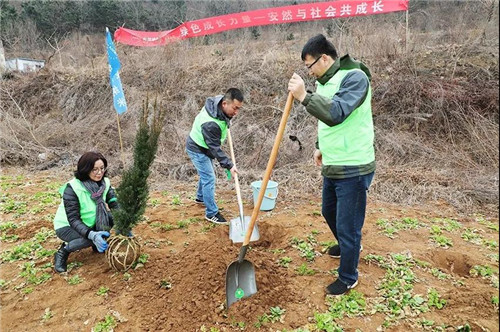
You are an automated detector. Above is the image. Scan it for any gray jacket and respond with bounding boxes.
[186,95,234,169]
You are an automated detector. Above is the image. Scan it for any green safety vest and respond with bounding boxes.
[316,68,375,166]
[53,177,111,230]
[189,107,228,148]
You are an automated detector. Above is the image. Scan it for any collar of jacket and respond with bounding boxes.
[205,95,232,127]
[317,54,372,85]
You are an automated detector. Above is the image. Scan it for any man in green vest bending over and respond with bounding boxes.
[288,34,375,295]
[186,88,243,224]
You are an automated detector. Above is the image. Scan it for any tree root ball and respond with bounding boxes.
[105,235,141,271]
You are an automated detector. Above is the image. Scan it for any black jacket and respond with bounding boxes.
[62,182,118,238]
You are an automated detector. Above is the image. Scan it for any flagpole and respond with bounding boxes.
[405,8,409,53]
[107,27,127,166]
[116,112,125,165]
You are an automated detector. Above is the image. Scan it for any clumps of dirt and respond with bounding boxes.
[116,226,301,330]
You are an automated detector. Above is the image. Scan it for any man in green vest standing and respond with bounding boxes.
[186,88,244,224]
[288,34,375,295]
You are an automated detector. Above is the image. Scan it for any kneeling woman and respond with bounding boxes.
[53,151,118,273]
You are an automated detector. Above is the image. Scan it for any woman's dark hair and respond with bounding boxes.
[74,151,108,181]
[301,34,338,61]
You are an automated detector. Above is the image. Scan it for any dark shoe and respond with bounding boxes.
[328,244,363,258]
[54,243,70,273]
[205,212,228,225]
[195,198,204,205]
[326,278,358,295]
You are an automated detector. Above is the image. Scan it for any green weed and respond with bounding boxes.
[368,252,430,327]
[320,241,338,254]
[313,312,343,332]
[1,241,43,262]
[326,289,366,319]
[32,192,59,206]
[151,222,176,231]
[295,263,316,276]
[254,306,286,328]
[41,308,53,322]
[461,228,483,245]
[21,287,34,294]
[177,220,189,228]
[291,237,316,262]
[96,286,109,296]
[0,197,28,215]
[67,275,82,285]
[427,288,446,309]
[470,265,495,277]
[200,223,216,233]
[149,198,160,207]
[20,262,51,285]
[93,314,117,332]
[67,261,83,270]
[171,195,182,205]
[430,225,442,235]
[456,323,472,331]
[483,239,498,250]
[200,326,221,332]
[278,256,292,268]
[486,253,499,263]
[132,253,149,269]
[430,268,451,280]
[159,279,172,289]
[492,296,499,310]
[475,215,499,232]
[433,217,462,232]
[430,234,453,248]
[0,221,18,231]
[376,217,424,239]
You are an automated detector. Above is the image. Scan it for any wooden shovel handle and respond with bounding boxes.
[242,92,294,246]
[227,129,244,216]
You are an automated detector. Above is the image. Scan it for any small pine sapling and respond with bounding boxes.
[106,97,166,271]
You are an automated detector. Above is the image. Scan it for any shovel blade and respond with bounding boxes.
[229,216,260,243]
[226,259,257,308]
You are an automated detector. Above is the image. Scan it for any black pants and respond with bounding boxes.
[56,226,93,252]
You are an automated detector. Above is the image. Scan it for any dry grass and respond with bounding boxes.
[0,7,498,213]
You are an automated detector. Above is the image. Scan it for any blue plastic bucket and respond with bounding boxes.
[251,180,279,211]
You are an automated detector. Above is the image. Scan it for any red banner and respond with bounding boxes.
[115,0,409,47]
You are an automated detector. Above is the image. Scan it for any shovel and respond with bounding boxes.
[227,129,260,243]
[226,92,294,308]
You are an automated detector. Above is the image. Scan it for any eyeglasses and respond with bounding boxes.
[91,167,106,174]
[306,56,322,69]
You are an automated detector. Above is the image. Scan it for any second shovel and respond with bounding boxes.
[227,129,259,243]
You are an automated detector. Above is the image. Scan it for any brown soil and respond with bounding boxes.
[0,168,498,331]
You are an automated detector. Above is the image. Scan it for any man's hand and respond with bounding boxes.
[230,165,239,178]
[288,73,307,102]
[313,149,322,167]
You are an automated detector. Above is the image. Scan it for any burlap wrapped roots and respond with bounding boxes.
[105,235,141,271]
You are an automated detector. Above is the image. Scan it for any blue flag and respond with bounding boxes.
[106,28,127,114]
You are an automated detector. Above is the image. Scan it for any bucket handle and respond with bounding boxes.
[263,187,278,200]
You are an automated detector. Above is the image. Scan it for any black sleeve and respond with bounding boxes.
[63,184,92,238]
[201,122,234,169]
[106,187,119,210]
